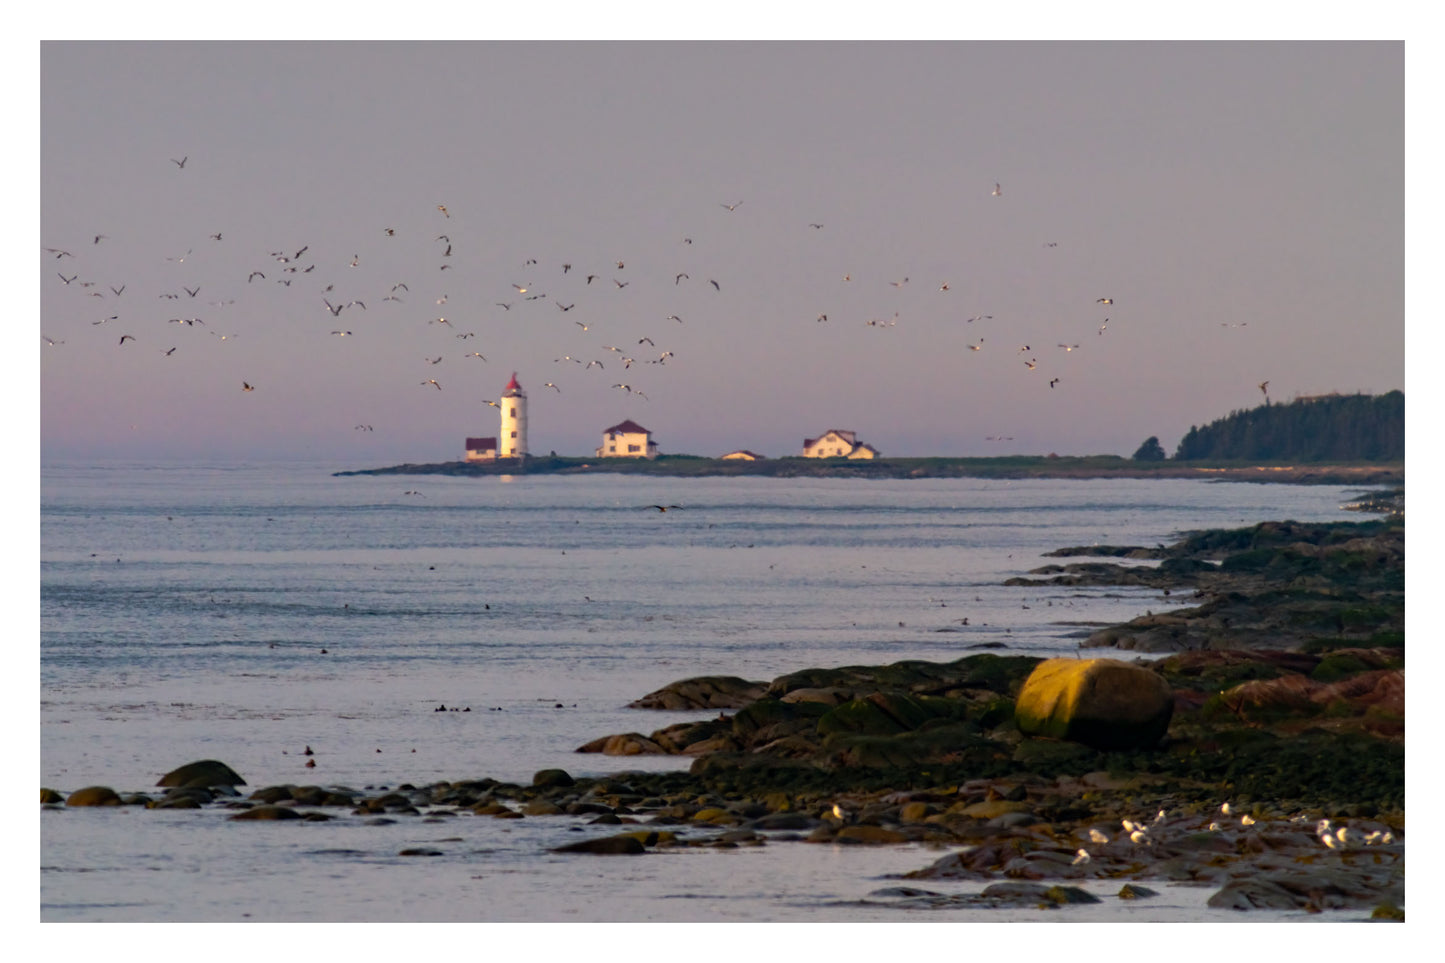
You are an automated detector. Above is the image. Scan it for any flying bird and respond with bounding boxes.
[649,504,682,511]
[437,205,449,218]
[482,399,500,407]
[720,201,742,211]
[464,352,487,360]
[1050,378,1060,388]
[171,156,188,169]
[991,183,1001,196]
[331,330,353,337]
[543,382,561,392]
[709,279,720,290]
[1096,298,1114,305]
[422,379,441,390]
[242,382,255,391]
[675,273,689,284]
[184,286,200,298]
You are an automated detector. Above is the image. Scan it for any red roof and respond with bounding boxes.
[465,437,497,450]
[504,372,521,391]
[603,419,651,435]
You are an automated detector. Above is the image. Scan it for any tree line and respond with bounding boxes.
[1136,391,1403,462]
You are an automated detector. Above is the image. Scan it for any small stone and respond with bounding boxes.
[65,786,122,807]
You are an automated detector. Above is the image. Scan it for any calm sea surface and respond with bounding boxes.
[39,464,1382,922]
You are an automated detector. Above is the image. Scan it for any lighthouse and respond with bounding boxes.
[499,372,527,459]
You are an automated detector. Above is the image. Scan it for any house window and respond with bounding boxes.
[628,444,640,452]
[510,431,517,438]
[609,445,616,452]
[509,408,516,417]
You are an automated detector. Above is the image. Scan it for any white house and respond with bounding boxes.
[720,449,766,461]
[597,419,659,459]
[802,429,880,459]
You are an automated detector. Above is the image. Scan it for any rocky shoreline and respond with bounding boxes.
[43,514,1405,918]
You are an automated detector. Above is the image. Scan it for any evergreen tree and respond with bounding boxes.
[1132,436,1167,461]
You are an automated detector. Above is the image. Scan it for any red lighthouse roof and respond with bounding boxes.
[505,372,521,391]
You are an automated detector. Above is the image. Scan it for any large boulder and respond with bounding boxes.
[156,759,246,788]
[628,675,766,709]
[65,786,122,806]
[1014,658,1173,750]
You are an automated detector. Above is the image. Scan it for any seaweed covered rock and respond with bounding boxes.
[1014,658,1173,750]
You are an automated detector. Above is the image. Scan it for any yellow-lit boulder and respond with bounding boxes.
[1014,658,1173,750]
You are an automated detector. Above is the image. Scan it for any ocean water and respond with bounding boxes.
[39,465,1383,922]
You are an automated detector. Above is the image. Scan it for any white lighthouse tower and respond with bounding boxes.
[499,372,527,459]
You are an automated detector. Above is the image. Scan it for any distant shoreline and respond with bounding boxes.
[334,455,1403,486]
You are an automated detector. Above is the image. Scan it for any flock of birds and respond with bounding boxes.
[1065,802,1396,867]
[42,157,1262,450]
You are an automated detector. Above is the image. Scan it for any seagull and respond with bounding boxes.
[162,347,176,356]
[93,234,107,245]
[355,424,374,431]
[421,380,441,390]
[432,318,452,327]
[666,315,682,323]
[242,381,255,391]
[809,223,824,229]
[464,352,487,360]
[638,337,654,346]
[1258,381,1269,397]
[575,321,590,331]
[1098,319,1109,335]
[512,283,528,293]
[437,205,449,218]
[613,383,634,393]
[42,335,64,346]
[889,277,909,288]
[991,183,1001,196]
[1049,378,1060,389]
[1023,359,1037,370]
[495,303,511,311]
[109,285,125,296]
[426,357,442,365]
[184,286,200,298]
[1087,828,1110,844]
[650,504,682,511]
[1072,849,1091,866]
[709,279,720,290]
[675,273,689,284]
[1058,344,1079,351]
[585,360,604,370]
[557,303,575,312]
[58,273,77,285]
[939,282,950,291]
[44,247,74,258]
[1096,298,1114,305]
[330,330,353,337]
[968,340,984,351]
[720,201,743,211]
[1240,815,1256,827]
[166,249,191,263]
[482,399,500,407]
[171,156,188,169]
[1221,803,1232,816]
[384,228,395,236]
[248,271,265,282]
[613,279,628,288]
[543,382,561,392]
[817,314,828,322]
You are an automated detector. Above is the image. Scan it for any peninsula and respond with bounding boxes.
[334,454,1402,486]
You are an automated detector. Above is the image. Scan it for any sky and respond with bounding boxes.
[34,33,1408,466]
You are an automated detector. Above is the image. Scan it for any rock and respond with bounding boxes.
[41,788,64,804]
[833,825,910,845]
[551,834,646,855]
[532,768,575,788]
[65,786,121,807]
[628,675,767,709]
[575,732,667,755]
[398,848,444,856]
[523,799,564,815]
[156,759,246,788]
[1117,884,1158,899]
[1207,877,1305,910]
[228,805,304,820]
[1014,658,1174,750]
